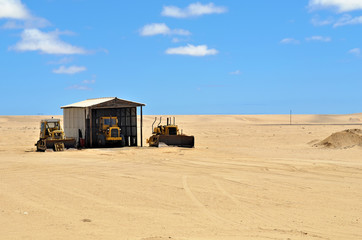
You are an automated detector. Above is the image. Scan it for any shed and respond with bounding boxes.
[61,97,145,147]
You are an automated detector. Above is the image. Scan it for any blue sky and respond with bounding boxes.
[0,0,361,115]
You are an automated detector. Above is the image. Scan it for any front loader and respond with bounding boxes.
[96,116,125,147]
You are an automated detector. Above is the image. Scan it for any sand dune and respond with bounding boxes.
[1,114,362,240]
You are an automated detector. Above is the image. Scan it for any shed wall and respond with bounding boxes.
[63,108,86,143]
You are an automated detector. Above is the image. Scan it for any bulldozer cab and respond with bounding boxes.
[40,119,63,139]
[152,117,179,136]
[163,125,178,135]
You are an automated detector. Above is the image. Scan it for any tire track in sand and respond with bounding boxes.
[213,178,281,225]
[213,179,331,239]
[182,175,240,226]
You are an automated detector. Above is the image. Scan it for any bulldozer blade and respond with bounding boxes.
[45,138,76,150]
[156,135,194,148]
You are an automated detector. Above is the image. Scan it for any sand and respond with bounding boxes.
[314,129,362,149]
[1,114,362,240]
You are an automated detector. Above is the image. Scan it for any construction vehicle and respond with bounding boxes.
[35,118,76,152]
[96,116,125,147]
[147,117,194,148]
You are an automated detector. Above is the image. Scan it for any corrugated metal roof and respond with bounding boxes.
[61,97,145,108]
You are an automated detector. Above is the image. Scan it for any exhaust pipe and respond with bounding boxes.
[151,117,157,133]
[157,117,162,127]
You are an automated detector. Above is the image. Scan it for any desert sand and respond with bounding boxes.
[1,114,362,240]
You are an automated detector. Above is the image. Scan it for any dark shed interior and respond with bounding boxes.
[87,98,145,147]
[89,107,138,147]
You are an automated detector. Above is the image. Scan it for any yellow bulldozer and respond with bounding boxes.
[147,117,194,148]
[35,118,76,152]
[96,116,125,147]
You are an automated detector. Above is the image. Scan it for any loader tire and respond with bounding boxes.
[97,135,106,147]
[119,134,126,147]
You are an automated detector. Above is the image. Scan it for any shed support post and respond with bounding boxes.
[90,108,93,147]
[140,106,143,147]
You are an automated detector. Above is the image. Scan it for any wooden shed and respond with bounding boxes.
[61,97,145,147]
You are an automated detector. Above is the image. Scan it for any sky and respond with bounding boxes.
[0,0,361,115]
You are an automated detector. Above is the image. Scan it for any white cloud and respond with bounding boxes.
[139,23,191,36]
[172,37,181,43]
[140,23,169,36]
[334,14,362,26]
[172,29,191,36]
[0,0,50,29]
[165,44,218,56]
[82,79,96,84]
[171,37,191,43]
[66,76,95,90]
[53,65,87,74]
[10,28,87,55]
[1,17,50,29]
[348,48,361,56]
[0,0,30,19]
[162,2,227,18]
[66,85,91,91]
[310,14,362,28]
[311,16,334,26]
[82,74,96,84]
[309,0,362,12]
[47,57,73,65]
[230,70,241,75]
[280,38,300,44]
[306,36,331,42]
